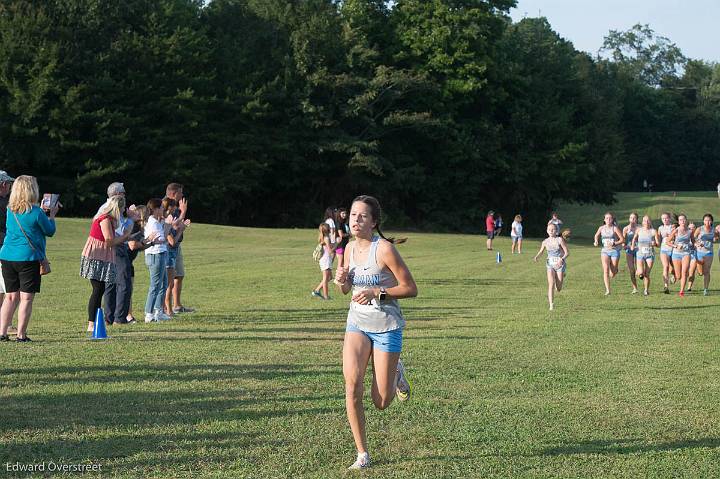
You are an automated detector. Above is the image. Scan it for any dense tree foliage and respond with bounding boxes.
[0,1,718,233]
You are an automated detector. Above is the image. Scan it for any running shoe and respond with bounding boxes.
[679,291,685,297]
[643,290,649,296]
[638,273,644,280]
[670,274,676,284]
[664,287,670,294]
[348,452,370,470]
[632,288,638,294]
[311,290,322,299]
[704,289,709,296]
[145,313,157,323]
[395,359,411,402]
[549,303,554,311]
[173,306,196,313]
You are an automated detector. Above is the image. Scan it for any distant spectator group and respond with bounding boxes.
[0,172,195,343]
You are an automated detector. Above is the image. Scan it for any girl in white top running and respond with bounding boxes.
[335,195,418,470]
[593,212,624,295]
[630,215,657,296]
[534,223,568,310]
[622,212,639,294]
[657,212,676,294]
[666,214,692,297]
[510,214,523,254]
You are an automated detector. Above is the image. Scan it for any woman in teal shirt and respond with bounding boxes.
[0,176,58,342]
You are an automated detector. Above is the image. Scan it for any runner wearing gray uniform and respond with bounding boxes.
[631,215,657,296]
[593,212,623,296]
[335,195,417,471]
[622,213,639,294]
[657,212,675,293]
[534,223,569,311]
[692,214,718,295]
[667,214,693,297]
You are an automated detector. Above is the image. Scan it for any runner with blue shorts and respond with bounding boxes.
[594,212,623,295]
[534,223,569,311]
[335,195,417,471]
[692,214,717,296]
[657,212,675,294]
[631,215,657,296]
[622,212,639,294]
[667,214,693,297]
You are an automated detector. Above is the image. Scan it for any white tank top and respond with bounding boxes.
[346,237,405,332]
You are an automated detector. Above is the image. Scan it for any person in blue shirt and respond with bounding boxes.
[0,175,58,342]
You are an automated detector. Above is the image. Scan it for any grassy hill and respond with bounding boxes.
[557,191,720,238]
[1,216,719,478]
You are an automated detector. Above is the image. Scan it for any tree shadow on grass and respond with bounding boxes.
[540,437,720,456]
[417,278,533,286]
[2,363,345,475]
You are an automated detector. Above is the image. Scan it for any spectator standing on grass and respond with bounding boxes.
[126,206,154,322]
[162,197,190,317]
[101,183,135,326]
[510,215,523,254]
[165,183,194,314]
[485,210,495,250]
[717,182,720,199]
[80,196,131,332]
[311,223,334,300]
[144,198,170,322]
[494,214,503,236]
[0,176,58,342]
[548,212,563,231]
[0,171,14,331]
[336,208,350,269]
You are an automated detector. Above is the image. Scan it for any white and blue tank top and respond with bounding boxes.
[347,237,405,333]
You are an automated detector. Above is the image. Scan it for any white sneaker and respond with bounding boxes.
[549,303,554,311]
[348,452,370,470]
[632,288,638,294]
[144,313,156,323]
[395,359,411,402]
[155,310,171,321]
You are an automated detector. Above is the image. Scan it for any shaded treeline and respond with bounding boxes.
[0,1,718,234]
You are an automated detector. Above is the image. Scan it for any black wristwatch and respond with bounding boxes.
[378,287,387,301]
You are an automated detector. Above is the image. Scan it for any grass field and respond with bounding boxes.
[2,192,720,478]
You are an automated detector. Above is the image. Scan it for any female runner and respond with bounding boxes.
[666,214,693,296]
[533,223,569,311]
[631,215,657,296]
[687,221,698,292]
[622,212,639,294]
[593,212,624,295]
[657,212,675,294]
[335,195,418,470]
[692,214,717,295]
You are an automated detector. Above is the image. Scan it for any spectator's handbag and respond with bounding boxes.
[12,212,52,275]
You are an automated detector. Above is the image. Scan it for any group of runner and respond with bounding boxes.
[535,211,720,310]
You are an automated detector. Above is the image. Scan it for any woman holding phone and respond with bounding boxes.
[0,176,58,342]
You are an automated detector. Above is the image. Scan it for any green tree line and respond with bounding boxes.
[0,0,718,233]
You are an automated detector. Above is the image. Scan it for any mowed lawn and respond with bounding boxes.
[2,193,720,478]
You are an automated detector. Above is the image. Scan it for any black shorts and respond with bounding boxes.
[487,231,495,239]
[1,260,41,293]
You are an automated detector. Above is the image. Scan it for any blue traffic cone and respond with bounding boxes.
[91,308,109,340]
[496,252,502,263]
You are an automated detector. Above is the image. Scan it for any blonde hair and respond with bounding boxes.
[98,195,126,226]
[8,175,39,214]
[514,214,522,222]
[318,222,330,244]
